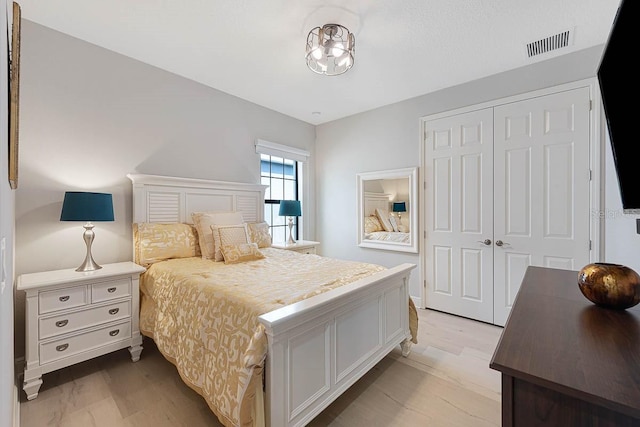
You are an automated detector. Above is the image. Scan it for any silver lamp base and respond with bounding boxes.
[287,217,296,244]
[76,222,102,272]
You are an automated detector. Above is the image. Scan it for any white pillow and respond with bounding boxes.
[389,216,399,232]
[191,211,244,260]
[375,208,394,232]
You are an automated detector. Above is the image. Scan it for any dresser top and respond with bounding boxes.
[17,261,146,290]
[490,266,640,418]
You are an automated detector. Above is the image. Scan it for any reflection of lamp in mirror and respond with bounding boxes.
[60,191,114,272]
[392,202,406,222]
[279,200,301,244]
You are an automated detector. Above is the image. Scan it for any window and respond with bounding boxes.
[261,154,298,243]
[255,139,310,243]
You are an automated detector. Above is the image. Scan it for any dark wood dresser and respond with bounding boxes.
[490,266,640,426]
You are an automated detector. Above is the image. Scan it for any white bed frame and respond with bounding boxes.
[127,173,416,427]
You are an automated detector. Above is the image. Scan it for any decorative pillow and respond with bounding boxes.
[247,222,272,248]
[389,216,399,232]
[364,215,383,233]
[220,242,265,264]
[216,223,250,245]
[191,211,244,260]
[375,208,394,232]
[133,223,200,266]
[213,223,250,261]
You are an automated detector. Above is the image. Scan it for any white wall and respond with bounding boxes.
[315,46,606,301]
[603,132,640,272]
[1,0,16,424]
[14,21,315,358]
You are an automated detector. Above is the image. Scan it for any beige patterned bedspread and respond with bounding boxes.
[140,248,415,427]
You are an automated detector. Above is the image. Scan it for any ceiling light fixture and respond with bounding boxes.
[305,23,355,76]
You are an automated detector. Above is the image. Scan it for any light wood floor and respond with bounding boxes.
[19,308,503,427]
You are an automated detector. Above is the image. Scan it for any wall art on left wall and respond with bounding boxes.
[9,1,21,189]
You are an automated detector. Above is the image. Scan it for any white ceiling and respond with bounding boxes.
[18,0,621,125]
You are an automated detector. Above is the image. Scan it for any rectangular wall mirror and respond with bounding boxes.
[357,167,418,253]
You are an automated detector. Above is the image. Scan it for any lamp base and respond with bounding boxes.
[287,217,296,244]
[76,223,102,272]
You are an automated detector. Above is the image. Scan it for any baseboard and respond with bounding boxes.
[411,295,421,309]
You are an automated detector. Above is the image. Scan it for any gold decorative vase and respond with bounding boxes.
[578,263,640,310]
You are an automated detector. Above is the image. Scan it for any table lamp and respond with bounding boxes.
[392,201,407,221]
[60,191,114,272]
[278,200,301,244]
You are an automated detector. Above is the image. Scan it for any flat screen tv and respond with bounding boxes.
[598,0,639,213]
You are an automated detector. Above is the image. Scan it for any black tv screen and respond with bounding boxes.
[598,0,639,212]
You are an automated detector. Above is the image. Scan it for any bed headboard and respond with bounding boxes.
[127,174,268,224]
[364,192,391,216]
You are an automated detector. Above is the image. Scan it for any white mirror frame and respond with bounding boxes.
[356,167,419,253]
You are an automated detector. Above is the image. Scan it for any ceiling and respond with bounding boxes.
[17,0,621,125]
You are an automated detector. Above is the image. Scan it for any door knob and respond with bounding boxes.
[477,239,492,246]
[496,240,510,247]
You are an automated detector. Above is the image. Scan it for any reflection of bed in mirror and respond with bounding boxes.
[357,167,418,253]
[363,192,410,243]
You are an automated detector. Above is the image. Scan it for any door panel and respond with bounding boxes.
[493,87,591,326]
[425,108,494,323]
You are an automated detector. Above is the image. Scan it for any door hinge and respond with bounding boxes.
[424,230,427,239]
[589,240,592,250]
[589,99,593,111]
[424,181,427,190]
[589,169,593,181]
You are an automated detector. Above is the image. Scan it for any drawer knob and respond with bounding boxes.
[59,295,70,302]
[109,329,120,337]
[108,308,119,315]
[107,287,116,293]
[55,320,68,328]
[56,344,69,352]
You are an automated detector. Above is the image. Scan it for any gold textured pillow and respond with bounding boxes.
[364,215,383,233]
[133,223,200,266]
[375,208,394,232]
[213,224,250,261]
[192,211,244,260]
[247,222,272,248]
[220,242,265,264]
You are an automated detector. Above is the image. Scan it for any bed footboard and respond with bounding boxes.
[258,263,416,427]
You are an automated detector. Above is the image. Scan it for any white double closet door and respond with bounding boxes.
[424,87,591,326]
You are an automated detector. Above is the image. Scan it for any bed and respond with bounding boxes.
[362,192,411,243]
[127,173,417,427]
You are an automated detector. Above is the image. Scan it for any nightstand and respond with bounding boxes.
[272,240,320,254]
[17,261,146,400]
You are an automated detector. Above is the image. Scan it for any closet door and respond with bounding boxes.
[424,108,494,323]
[493,87,591,326]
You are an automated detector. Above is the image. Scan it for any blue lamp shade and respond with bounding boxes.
[60,192,114,222]
[279,200,301,217]
[392,202,407,213]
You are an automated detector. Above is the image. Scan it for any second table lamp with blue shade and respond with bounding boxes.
[278,200,301,244]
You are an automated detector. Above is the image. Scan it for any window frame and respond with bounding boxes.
[261,154,299,242]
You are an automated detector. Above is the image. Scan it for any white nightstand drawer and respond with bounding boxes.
[92,278,131,303]
[40,320,132,365]
[39,286,88,314]
[39,300,131,340]
[295,247,316,254]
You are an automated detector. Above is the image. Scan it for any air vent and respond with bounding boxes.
[526,29,573,57]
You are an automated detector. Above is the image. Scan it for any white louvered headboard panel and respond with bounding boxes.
[364,192,391,216]
[128,174,267,224]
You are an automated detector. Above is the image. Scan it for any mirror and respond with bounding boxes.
[357,167,418,253]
